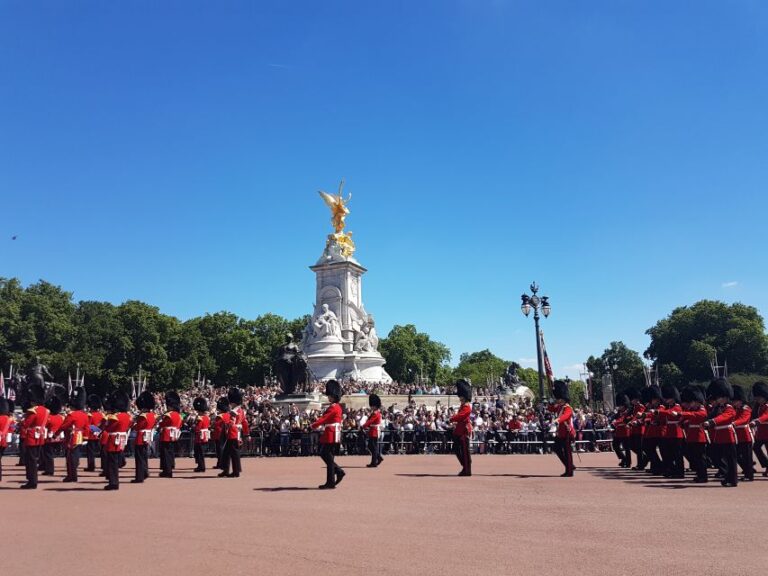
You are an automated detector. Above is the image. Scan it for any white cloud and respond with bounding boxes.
[722,281,739,288]
[517,357,537,367]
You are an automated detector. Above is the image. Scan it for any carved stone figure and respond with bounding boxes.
[313,303,342,339]
[274,333,310,395]
[353,314,379,353]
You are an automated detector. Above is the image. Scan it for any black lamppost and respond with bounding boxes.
[520,282,551,402]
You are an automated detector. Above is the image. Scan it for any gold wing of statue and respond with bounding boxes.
[318,180,351,233]
[318,190,338,210]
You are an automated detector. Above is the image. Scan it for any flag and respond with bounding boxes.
[0,372,4,398]
[539,330,554,386]
[68,373,73,396]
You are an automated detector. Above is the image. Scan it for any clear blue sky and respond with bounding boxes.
[2,2,767,378]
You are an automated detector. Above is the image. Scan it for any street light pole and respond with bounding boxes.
[520,282,551,403]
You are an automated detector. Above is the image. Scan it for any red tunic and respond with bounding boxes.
[227,407,249,442]
[22,405,50,447]
[159,411,183,442]
[46,414,64,444]
[312,403,343,444]
[613,409,629,439]
[680,408,708,443]
[643,407,663,439]
[133,412,156,446]
[659,404,684,439]
[104,412,132,452]
[753,403,768,441]
[709,404,737,444]
[733,405,753,444]
[450,403,473,438]
[0,414,13,448]
[213,412,231,441]
[548,403,575,439]
[88,411,104,441]
[194,414,211,444]
[362,410,382,439]
[59,410,89,448]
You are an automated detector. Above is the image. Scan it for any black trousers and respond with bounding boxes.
[319,443,342,486]
[105,451,121,488]
[687,443,708,481]
[159,441,176,476]
[453,434,472,475]
[712,443,738,485]
[660,438,685,477]
[214,437,224,468]
[85,440,100,471]
[134,444,149,482]
[644,437,663,474]
[553,437,574,475]
[221,439,241,477]
[194,442,206,471]
[620,438,632,468]
[25,445,41,487]
[753,440,768,470]
[42,443,58,475]
[0,446,4,480]
[17,442,25,466]
[736,441,754,480]
[65,445,81,481]
[630,435,646,469]
[367,436,382,466]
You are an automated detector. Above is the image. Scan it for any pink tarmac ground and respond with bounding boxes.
[2,452,767,576]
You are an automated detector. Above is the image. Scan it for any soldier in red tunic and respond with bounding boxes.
[131,391,156,484]
[20,384,50,489]
[0,397,14,482]
[751,381,768,477]
[103,390,132,490]
[548,379,575,477]
[362,393,383,468]
[658,385,685,478]
[627,389,647,471]
[158,391,182,478]
[192,397,211,473]
[449,379,473,477]
[612,394,631,468]
[85,394,104,472]
[731,385,754,482]
[703,378,738,487]
[42,396,64,476]
[311,380,345,489]
[212,396,230,470]
[641,385,664,475]
[59,387,89,483]
[219,388,248,478]
[680,385,710,483]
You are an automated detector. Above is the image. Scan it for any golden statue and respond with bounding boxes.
[318,179,352,234]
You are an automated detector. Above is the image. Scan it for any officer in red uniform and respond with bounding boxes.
[731,385,754,482]
[312,380,345,489]
[449,379,473,477]
[42,396,64,476]
[612,394,631,468]
[658,385,685,479]
[20,384,50,489]
[361,393,383,468]
[0,397,14,481]
[132,390,156,484]
[702,378,738,487]
[548,379,575,477]
[158,391,182,478]
[84,394,104,472]
[212,396,230,470]
[627,389,647,471]
[680,385,710,483]
[640,385,664,475]
[751,381,768,477]
[103,390,132,490]
[59,387,89,483]
[192,397,211,473]
[219,388,249,478]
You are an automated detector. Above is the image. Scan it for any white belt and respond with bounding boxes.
[667,421,680,425]
[5,433,12,443]
[714,425,734,430]
[687,425,702,429]
[32,426,45,439]
[735,425,750,429]
[140,429,153,443]
[109,432,128,448]
[47,431,65,441]
[165,427,181,441]
[323,423,342,442]
[198,429,211,442]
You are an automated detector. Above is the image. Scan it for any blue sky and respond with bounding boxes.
[1,2,767,378]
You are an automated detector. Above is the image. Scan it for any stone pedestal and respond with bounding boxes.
[272,393,325,415]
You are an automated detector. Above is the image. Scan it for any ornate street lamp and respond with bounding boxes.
[520,282,551,402]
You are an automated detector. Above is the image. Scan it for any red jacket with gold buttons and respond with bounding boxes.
[59,410,89,448]
[159,411,183,442]
[450,403,473,438]
[23,405,50,447]
[0,414,13,448]
[312,403,343,444]
[362,410,382,439]
[213,412,230,441]
[754,403,768,441]
[104,412,132,453]
[680,407,708,443]
[709,404,737,444]
[133,412,156,446]
[733,405,753,443]
[194,415,211,444]
[659,404,684,439]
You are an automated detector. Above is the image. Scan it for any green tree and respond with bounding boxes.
[379,324,451,384]
[587,341,645,400]
[453,349,509,388]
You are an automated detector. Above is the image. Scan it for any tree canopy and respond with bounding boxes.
[378,324,452,384]
[586,341,646,399]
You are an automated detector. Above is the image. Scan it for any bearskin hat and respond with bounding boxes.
[69,387,87,410]
[324,379,342,402]
[661,384,680,403]
[136,390,156,411]
[617,394,631,408]
[641,385,662,403]
[553,379,570,402]
[227,387,243,406]
[28,384,45,405]
[731,384,748,404]
[0,397,11,415]
[216,396,230,413]
[368,393,382,409]
[193,396,209,412]
[707,377,732,401]
[165,390,181,411]
[752,381,768,401]
[680,386,705,405]
[627,388,641,401]
[456,379,472,401]
[111,390,130,412]
[45,396,62,416]
[87,394,102,410]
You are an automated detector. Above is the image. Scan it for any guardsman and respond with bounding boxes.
[192,397,211,473]
[59,387,89,483]
[612,394,631,468]
[98,395,113,476]
[84,394,104,472]
[158,391,182,478]
[703,378,738,487]
[549,379,575,477]
[42,396,64,476]
[641,385,664,475]
[449,379,473,477]
[311,380,345,489]
[680,385,710,483]
[0,398,14,481]
[20,384,49,489]
[731,385,754,482]
[219,388,248,478]
[212,396,230,470]
[132,390,156,484]
[658,385,685,479]
[627,388,647,471]
[751,381,768,477]
[362,393,383,468]
[103,390,131,490]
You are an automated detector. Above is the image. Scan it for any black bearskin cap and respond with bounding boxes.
[661,384,680,403]
[165,390,181,411]
[707,377,732,401]
[553,379,570,402]
[29,384,45,405]
[45,396,62,416]
[136,390,156,411]
[193,397,209,412]
[680,386,705,405]
[368,393,382,409]
[87,394,102,410]
[227,387,243,406]
[752,381,768,401]
[70,387,87,410]
[325,380,342,402]
[0,397,10,415]
[216,396,229,413]
[617,394,631,408]
[627,388,641,401]
[456,379,472,401]
[731,384,748,404]
[641,385,661,403]
[111,390,130,412]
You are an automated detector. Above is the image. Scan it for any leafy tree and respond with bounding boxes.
[586,341,645,400]
[453,349,509,387]
[379,324,451,384]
